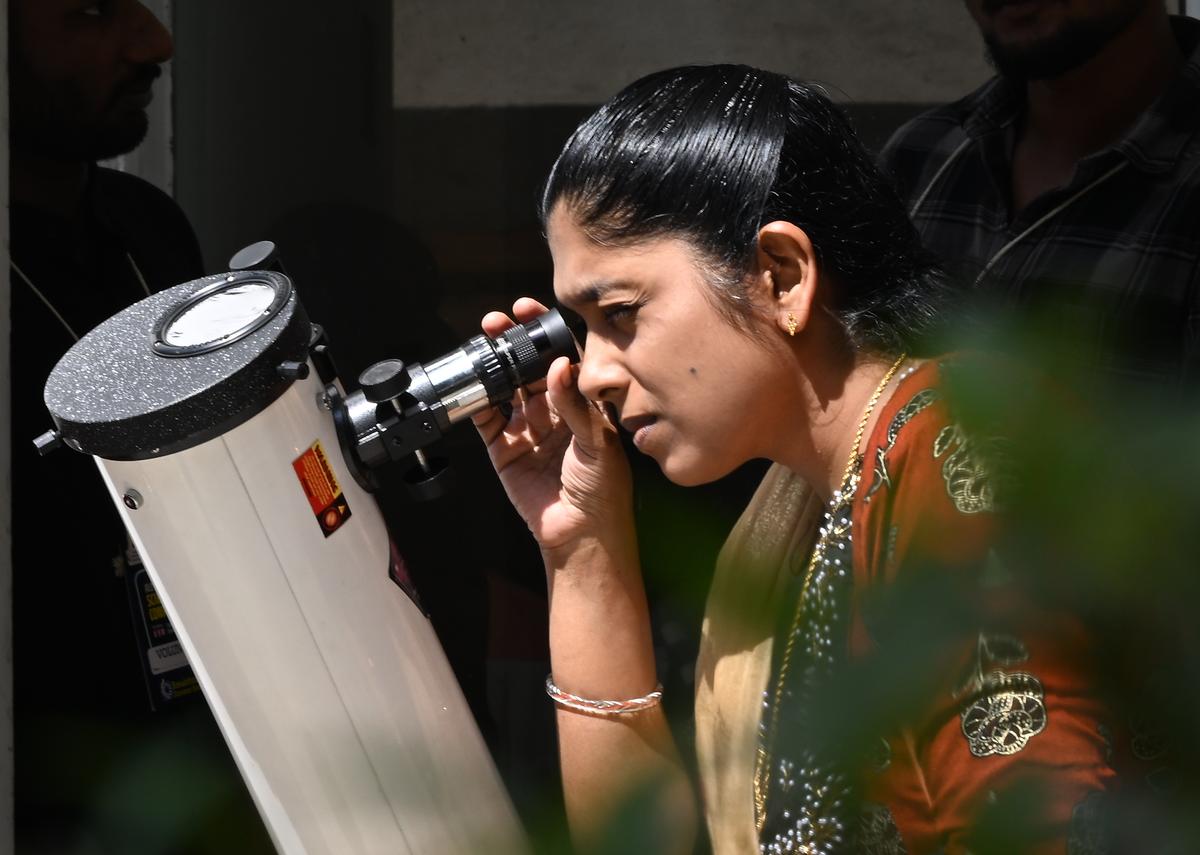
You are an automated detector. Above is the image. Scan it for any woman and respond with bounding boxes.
[473,65,1115,854]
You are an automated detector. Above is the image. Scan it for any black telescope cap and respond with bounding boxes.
[43,271,311,460]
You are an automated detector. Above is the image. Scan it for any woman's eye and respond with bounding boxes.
[601,303,639,324]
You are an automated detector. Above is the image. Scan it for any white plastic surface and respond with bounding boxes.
[97,369,526,855]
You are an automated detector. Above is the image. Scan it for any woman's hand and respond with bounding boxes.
[472,297,633,553]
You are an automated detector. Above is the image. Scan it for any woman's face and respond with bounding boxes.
[547,206,791,486]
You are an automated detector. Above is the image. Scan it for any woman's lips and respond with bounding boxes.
[621,415,657,450]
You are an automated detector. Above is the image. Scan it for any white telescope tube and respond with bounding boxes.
[43,272,526,854]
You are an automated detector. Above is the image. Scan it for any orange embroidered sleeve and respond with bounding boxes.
[851,362,1117,855]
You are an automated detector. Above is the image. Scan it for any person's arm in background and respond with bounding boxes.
[473,298,697,852]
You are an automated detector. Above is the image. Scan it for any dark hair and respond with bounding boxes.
[540,64,948,354]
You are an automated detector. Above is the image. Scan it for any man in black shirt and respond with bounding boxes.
[10,1,270,850]
[880,3,1200,391]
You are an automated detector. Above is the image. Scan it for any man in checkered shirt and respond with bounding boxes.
[880,1,1200,393]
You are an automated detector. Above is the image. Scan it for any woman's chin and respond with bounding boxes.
[657,452,728,488]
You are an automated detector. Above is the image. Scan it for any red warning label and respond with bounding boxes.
[292,440,352,537]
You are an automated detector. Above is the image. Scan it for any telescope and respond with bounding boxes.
[36,248,577,854]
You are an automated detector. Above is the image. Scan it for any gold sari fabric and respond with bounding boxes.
[693,464,823,854]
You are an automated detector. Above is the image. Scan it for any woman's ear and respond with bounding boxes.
[754,221,820,338]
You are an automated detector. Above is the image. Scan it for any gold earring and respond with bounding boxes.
[786,312,798,337]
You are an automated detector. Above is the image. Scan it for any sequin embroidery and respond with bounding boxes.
[858,802,908,855]
[756,464,860,854]
[1067,791,1112,855]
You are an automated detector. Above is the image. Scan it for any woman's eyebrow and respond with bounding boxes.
[572,279,634,307]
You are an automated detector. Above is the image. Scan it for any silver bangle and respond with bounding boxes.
[544,674,664,716]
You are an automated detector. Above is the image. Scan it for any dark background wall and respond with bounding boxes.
[173,1,395,269]
[173,2,986,345]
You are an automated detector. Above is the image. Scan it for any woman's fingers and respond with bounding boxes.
[475,309,525,434]
[474,298,564,442]
[512,296,550,322]
[471,403,510,442]
[481,310,516,338]
[483,298,549,335]
[545,357,608,451]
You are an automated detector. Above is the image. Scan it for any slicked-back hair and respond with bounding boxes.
[540,64,949,354]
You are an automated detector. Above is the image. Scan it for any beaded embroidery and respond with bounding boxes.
[755,461,861,854]
[755,355,908,854]
[1067,792,1112,855]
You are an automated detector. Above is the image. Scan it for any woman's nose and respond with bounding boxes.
[575,334,625,404]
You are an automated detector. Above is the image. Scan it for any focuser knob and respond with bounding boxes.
[359,359,411,402]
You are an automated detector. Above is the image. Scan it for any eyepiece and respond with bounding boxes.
[495,309,580,388]
[341,308,581,491]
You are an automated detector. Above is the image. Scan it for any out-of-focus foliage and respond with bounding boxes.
[939,315,1200,854]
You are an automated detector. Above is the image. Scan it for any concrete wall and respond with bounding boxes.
[393,0,990,108]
